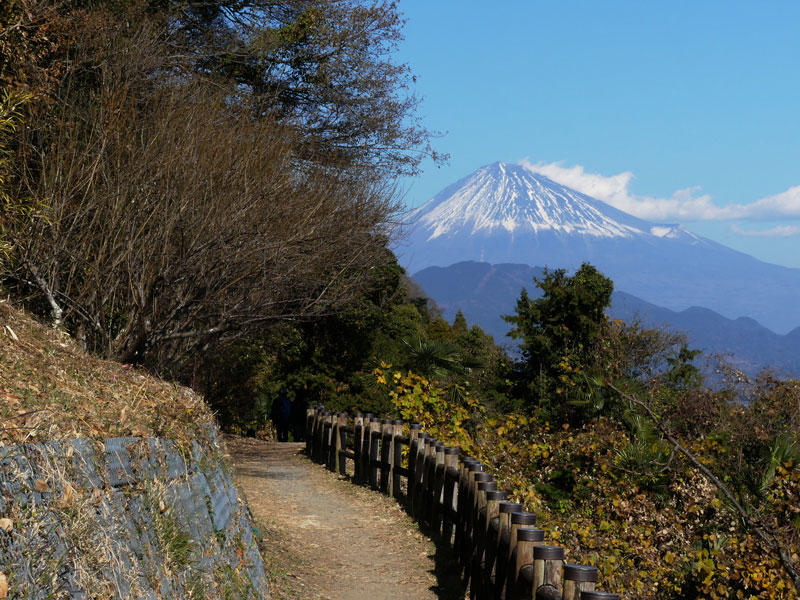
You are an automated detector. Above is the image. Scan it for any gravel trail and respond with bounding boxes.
[225,437,463,600]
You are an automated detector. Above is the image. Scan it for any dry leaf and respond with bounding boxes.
[0,518,11,532]
[33,479,49,493]
[60,483,76,506]
[0,572,7,598]
[4,325,18,341]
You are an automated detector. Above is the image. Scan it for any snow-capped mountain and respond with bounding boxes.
[412,161,648,239]
[398,161,800,334]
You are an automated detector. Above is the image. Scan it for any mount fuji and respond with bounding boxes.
[398,161,800,334]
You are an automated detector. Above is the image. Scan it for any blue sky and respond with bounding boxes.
[395,1,800,267]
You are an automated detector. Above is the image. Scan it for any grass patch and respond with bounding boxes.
[0,300,214,449]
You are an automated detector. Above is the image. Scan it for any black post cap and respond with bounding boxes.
[499,502,524,514]
[467,462,486,472]
[444,447,460,455]
[516,528,545,542]
[485,490,509,501]
[393,419,404,425]
[581,593,620,600]
[511,512,537,525]
[533,546,565,561]
[477,481,498,491]
[564,564,599,583]
[410,423,421,430]
[473,472,493,482]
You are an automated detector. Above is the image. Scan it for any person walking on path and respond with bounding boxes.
[290,393,307,442]
[271,387,291,442]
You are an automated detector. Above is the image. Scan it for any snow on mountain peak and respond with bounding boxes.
[650,224,704,243]
[411,161,650,241]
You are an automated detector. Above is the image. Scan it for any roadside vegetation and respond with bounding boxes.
[374,264,800,599]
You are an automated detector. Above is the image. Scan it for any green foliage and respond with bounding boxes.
[504,263,615,423]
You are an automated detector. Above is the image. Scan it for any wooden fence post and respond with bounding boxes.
[306,406,316,455]
[533,546,564,599]
[459,463,485,566]
[369,418,381,489]
[509,528,544,600]
[407,423,421,509]
[463,471,492,571]
[432,442,446,532]
[326,412,336,471]
[478,490,509,598]
[503,512,537,599]
[421,437,437,524]
[361,414,374,485]
[310,407,320,461]
[314,408,326,463]
[353,413,364,483]
[492,502,523,599]
[379,419,392,494]
[454,457,477,557]
[330,412,340,472]
[413,434,429,518]
[391,420,404,499]
[441,447,460,544]
[337,413,348,475]
[562,565,598,600]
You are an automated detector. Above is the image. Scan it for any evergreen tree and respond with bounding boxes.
[504,263,614,423]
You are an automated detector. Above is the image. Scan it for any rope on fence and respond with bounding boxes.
[304,404,621,600]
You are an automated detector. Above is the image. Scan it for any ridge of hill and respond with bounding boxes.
[412,261,800,377]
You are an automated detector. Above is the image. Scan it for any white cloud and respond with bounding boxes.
[730,224,800,237]
[519,159,800,222]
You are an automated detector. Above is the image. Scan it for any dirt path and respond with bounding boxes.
[224,436,464,600]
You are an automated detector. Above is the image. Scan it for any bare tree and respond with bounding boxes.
[9,23,400,369]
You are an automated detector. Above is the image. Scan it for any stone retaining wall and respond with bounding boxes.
[0,428,269,599]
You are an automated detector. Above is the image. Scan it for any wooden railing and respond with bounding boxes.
[305,405,620,600]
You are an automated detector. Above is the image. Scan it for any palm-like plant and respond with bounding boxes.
[402,336,466,380]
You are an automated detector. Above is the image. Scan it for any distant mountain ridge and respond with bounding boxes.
[412,261,800,377]
[399,162,800,333]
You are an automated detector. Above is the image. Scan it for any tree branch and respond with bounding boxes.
[23,260,63,328]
